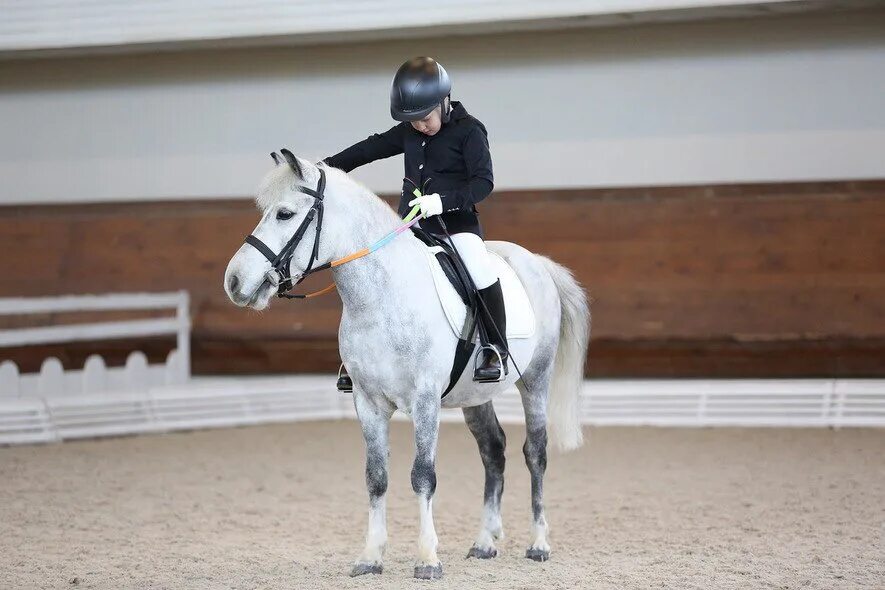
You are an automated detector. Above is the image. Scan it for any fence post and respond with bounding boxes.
[82,355,108,394]
[833,380,846,429]
[125,351,149,391]
[697,389,709,425]
[821,379,834,424]
[0,360,20,397]
[37,357,64,397]
[177,291,191,382]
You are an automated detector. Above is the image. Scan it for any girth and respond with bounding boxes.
[411,226,480,398]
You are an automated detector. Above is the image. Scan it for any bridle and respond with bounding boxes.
[242,150,426,300]
[244,164,327,299]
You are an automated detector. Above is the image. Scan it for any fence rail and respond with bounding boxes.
[0,291,190,382]
[1,291,883,446]
[2,374,884,446]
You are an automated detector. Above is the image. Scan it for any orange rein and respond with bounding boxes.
[300,248,370,298]
[294,199,423,299]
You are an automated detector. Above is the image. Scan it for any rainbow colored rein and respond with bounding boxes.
[244,150,422,300]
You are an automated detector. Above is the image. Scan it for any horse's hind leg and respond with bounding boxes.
[350,392,393,577]
[463,402,506,559]
[517,366,553,562]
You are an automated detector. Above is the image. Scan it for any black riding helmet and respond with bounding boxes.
[390,57,452,123]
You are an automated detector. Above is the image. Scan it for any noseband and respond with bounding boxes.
[244,167,327,299]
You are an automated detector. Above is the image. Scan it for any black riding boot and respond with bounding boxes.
[336,363,353,392]
[474,280,509,383]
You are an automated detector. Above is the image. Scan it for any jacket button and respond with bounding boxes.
[418,164,424,170]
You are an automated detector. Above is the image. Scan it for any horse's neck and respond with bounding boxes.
[332,234,423,313]
[325,182,425,313]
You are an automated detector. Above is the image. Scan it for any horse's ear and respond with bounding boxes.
[279,148,304,179]
[270,152,282,165]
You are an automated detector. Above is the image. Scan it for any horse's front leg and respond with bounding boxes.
[350,391,394,577]
[411,393,443,580]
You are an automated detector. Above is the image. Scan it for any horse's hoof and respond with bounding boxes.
[525,548,550,562]
[466,545,498,559]
[413,563,444,580]
[350,562,383,577]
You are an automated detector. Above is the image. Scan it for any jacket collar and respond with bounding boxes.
[449,100,468,121]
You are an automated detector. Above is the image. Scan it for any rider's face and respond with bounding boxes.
[411,106,442,136]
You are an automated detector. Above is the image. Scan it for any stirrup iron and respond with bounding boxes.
[474,344,506,383]
[336,363,353,392]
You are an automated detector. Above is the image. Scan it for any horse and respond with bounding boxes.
[223,151,590,580]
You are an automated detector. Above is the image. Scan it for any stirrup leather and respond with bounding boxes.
[474,344,506,383]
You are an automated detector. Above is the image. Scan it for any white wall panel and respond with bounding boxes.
[0,0,865,55]
[0,9,883,204]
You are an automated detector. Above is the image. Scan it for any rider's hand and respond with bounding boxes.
[408,193,443,218]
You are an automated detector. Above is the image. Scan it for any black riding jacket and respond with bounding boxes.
[323,101,493,237]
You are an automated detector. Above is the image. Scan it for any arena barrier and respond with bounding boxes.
[1,292,883,445]
[0,292,190,444]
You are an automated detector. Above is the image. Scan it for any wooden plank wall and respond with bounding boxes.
[1,180,883,377]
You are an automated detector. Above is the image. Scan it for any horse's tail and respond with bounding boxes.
[538,255,590,452]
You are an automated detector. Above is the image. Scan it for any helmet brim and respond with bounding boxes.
[390,102,439,122]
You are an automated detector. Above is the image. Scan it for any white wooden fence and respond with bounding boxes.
[185,377,885,429]
[0,292,351,445]
[1,292,883,446]
[0,292,190,444]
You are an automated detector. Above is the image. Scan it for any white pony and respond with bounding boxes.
[224,153,590,580]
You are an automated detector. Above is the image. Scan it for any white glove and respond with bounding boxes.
[408,193,443,218]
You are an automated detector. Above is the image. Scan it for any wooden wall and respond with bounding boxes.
[2,180,883,377]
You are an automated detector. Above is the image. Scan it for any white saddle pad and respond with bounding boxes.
[422,245,535,340]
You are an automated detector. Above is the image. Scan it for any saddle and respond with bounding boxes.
[411,227,535,397]
[411,227,474,307]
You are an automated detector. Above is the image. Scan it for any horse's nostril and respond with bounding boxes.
[228,274,239,293]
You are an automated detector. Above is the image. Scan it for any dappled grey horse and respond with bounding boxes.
[224,152,590,580]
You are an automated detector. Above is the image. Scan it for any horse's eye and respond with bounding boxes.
[276,209,295,221]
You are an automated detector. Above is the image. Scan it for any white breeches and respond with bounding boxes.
[447,232,499,290]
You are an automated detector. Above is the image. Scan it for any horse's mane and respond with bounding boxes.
[255,157,401,230]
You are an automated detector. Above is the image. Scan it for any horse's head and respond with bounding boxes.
[224,150,329,310]
[225,149,401,311]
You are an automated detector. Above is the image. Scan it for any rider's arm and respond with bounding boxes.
[439,126,494,212]
[322,124,405,172]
